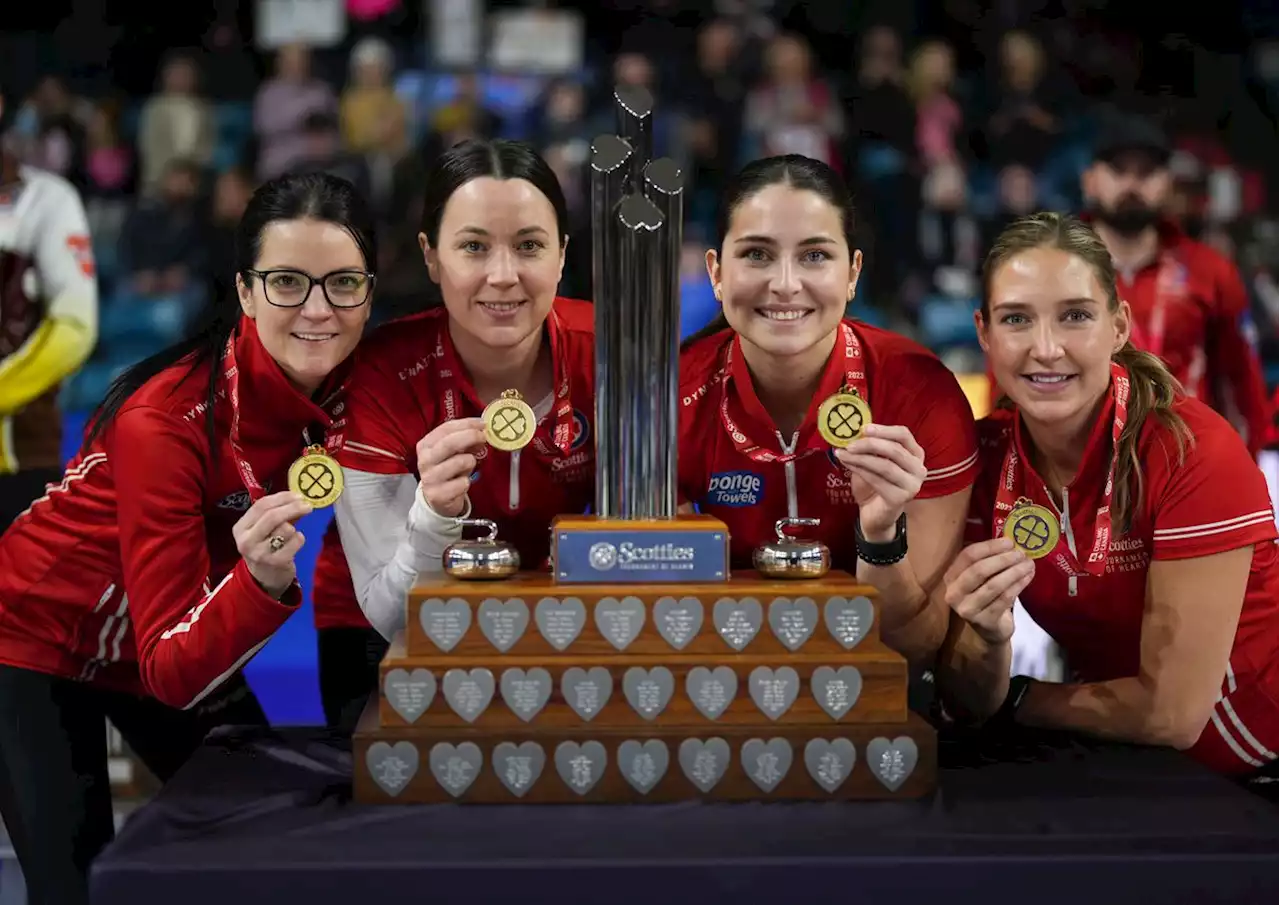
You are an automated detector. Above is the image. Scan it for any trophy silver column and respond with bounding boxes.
[590,85,684,520]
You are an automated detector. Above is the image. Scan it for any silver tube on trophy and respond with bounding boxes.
[589,135,633,519]
[642,158,684,519]
[615,192,665,518]
[613,84,654,190]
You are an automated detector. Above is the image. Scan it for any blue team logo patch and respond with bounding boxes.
[570,409,591,451]
[706,471,764,507]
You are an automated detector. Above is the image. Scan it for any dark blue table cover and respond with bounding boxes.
[90,725,1277,905]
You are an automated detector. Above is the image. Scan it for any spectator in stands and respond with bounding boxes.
[0,87,99,530]
[907,40,964,170]
[983,30,1059,171]
[137,53,214,197]
[744,33,844,169]
[294,111,372,203]
[118,158,207,300]
[23,75,86,186]
[339,36,407,155]
[1081,114,1270,456]
[431,72,501,146]
[82,100,135,200]
[254,43,337,180]
[207,166,255,306]
[686,18,751,199]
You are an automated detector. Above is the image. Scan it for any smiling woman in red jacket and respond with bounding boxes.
[0,171,375,905]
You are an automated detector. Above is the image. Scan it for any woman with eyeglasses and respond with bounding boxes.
[0,172,376,905]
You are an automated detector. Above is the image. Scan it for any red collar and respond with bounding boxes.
[231,315,351,443]
[1011,377,1117,502]
[723,324,854,445]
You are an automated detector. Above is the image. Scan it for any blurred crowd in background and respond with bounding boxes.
[0,0,1275,412]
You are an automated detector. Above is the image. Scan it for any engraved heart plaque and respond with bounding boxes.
[561,666,612,720]
[741,737,793,793]
[418,597,470,652]
[595,596,646,650]
[383,667,435,724]
[685,666,737,720]
[428,742,482,797]
[653,596,704,650]
[366,741,419,797]
[493,741,545,798]
[810,665,864,720]
[478,597,529,652]
[713,597,762,651]
[823,595,875,650]
[866,736,918,791]
[678,737,730,792]
[534,596,585,650]
[499,667,552,722]
[767,596,818,651]
[555,740,607,795]
[442,668,495,722]
[622,666,674,720]
[618,739,669,795]
[804,738,856,793]
[748,665,799,719]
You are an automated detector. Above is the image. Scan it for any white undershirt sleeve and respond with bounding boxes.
[333,468,470,640]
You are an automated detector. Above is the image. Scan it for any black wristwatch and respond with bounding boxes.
[855,512,908,566]
[991,674,1035,727]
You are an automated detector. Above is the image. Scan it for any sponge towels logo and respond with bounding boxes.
[706,471,764,507]
[589,542,618,571]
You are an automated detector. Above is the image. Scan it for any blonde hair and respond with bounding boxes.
[906,41,954,104]
[979,212,1192,535]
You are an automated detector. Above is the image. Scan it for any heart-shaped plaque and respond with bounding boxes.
[594,596,646,650]
[618,739,669,795]
[767,596,818,651]
[804,738,856,793]
[741,737,793,793]
[493,741,546,798]
[418,597,471,652]
[866,736,919,792]
[554,740,607,795]
[747,665,799,719]
[678,737,731,792]
[712,596,762,651]
[823,595,875,650]
[383,667,436,724]
[653,596,703,650]
[428,742,482,797]
[810,665,864,720]
[561,666,612,720]
[442,668,495,722]
[534,596,586,650]
[366,741,419,797]
[478,597,530,652]
[622,666,674,720]
[499,667,552,722]
[685,666,737,720]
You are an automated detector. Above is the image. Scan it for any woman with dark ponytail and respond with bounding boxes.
[0,171,376,904]
[936,212,1277,789]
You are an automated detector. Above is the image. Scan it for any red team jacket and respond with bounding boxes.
[314,298,596,628]
[986,222,1269,456]
[679,320,979,569]
[0,316,350,708]
[968,383,1279,776]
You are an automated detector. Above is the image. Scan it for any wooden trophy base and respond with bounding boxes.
[405,570,883,658]
[353,700,936,803]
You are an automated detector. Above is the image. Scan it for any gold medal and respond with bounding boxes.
[1003,501,1061,560]
[816,390,873,448]
[288,445,345,508]
[482,389,537,452]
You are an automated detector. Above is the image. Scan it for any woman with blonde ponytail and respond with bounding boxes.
[935,212,1278,789]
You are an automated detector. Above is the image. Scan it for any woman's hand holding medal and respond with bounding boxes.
[943,538,1035,644]
[416,418,486,517]
[233,491,315,598]
[832,422,928,541]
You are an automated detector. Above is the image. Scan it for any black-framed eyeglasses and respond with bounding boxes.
[245,268,375,309]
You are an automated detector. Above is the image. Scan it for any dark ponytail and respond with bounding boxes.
[680,153,858,352]
[81,171,377,455]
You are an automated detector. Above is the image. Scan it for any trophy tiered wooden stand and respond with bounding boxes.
[353,516,937,803]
